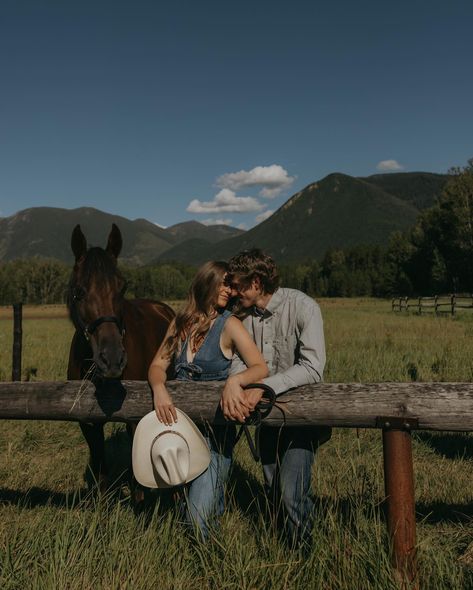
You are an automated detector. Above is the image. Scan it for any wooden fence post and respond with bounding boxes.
[381,420,418,588]
[12,303,22,382]
[418,296,422,315]
[434,295,438,314]
[451,294,456,316]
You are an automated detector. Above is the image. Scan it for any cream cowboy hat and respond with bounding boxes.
[132,409,211,488]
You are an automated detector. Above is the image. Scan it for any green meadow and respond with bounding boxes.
[1,299,473,589]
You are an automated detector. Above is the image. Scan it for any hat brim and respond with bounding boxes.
[132,408,211,488]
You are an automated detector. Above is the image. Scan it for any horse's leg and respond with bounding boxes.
[126,421,145,505]
[80,421,108,494]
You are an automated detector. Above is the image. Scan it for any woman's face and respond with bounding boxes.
[215,273,232,308]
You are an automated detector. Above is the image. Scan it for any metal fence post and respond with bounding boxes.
[381,420,418,588]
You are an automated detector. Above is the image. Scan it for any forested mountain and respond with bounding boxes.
[158,172,448,264]
[359,172,448,210]
[166,220,245,243]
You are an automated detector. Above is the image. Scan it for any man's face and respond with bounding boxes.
[230,275,261,308]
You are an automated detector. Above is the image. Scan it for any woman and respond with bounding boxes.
[148,260,268,538]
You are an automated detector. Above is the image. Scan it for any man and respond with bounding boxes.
[221,248,330,549]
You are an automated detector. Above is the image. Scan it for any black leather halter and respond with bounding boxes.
[71,288,125,342]
[82,315,125,341]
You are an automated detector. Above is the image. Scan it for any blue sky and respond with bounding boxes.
[1,0,472,229]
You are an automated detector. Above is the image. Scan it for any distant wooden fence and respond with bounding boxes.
[3,380,473,588]
[392,294,473,315]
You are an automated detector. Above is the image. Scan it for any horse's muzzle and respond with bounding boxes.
[95,347,128,378]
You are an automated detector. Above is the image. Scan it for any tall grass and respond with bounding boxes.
[1,300,473,588]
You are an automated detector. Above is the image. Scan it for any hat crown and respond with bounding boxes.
[151,432,190,486]
[132,409,211,489]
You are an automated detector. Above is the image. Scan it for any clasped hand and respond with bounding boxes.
[220,376,264,422]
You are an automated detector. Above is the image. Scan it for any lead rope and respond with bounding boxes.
[235,383,286,462]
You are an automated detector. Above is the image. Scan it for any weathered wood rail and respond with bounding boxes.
[1,380,473,429]
[3,380,473,589]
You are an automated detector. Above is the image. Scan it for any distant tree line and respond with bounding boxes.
[1,162,472,304]
[0,260,198,305]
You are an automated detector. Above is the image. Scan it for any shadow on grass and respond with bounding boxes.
[416,501,473,524]
[0,426,142,510]
[228,462,267,517]
[0,486,90,508]
[415,431,473,460]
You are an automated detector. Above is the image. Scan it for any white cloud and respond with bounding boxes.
[154,222,167,229]
[216,164,295,198]
[255,210,274,224]
[187,188,264,214]
[376,159,404,172]
[201,218,233,226]
[237,222,247,230]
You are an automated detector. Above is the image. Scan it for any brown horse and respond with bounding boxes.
[67,223,175,494]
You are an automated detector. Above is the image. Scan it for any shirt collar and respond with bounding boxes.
[253,288,282,318]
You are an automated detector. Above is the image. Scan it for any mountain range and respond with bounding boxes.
[0,208,244,265]
[0,171,449,265]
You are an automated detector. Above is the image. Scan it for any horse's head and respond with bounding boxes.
[68,224,128,378]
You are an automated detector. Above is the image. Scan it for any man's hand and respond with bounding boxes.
[244,387,264,412]
[220,376,252,422]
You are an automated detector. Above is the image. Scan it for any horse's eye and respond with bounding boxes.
[73,286,86,301]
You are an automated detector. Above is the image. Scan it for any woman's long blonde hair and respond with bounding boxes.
[165,260,230,357]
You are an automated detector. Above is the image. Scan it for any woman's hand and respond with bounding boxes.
[220,375,252,422]
[153,386,178,426]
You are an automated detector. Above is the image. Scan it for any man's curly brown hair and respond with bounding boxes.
[228,248,279,294]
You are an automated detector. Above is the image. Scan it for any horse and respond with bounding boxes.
[67,223,175,495]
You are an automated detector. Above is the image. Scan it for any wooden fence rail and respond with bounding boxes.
[1,380,473,429]
[392,294,473,315]
[3,379,473,588]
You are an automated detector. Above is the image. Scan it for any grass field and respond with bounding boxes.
[1,299,473,589]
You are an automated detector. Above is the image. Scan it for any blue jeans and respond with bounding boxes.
[183,424,236,539]
[183,423,330,546]
[259,425,330,548]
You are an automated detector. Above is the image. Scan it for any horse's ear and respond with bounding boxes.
[106,224,122,259]
[71,225,87,261]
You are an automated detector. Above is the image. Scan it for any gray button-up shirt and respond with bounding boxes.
[230,287,326,395]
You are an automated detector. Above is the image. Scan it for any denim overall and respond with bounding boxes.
[174,309,232,382]
[174,309,235,538]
